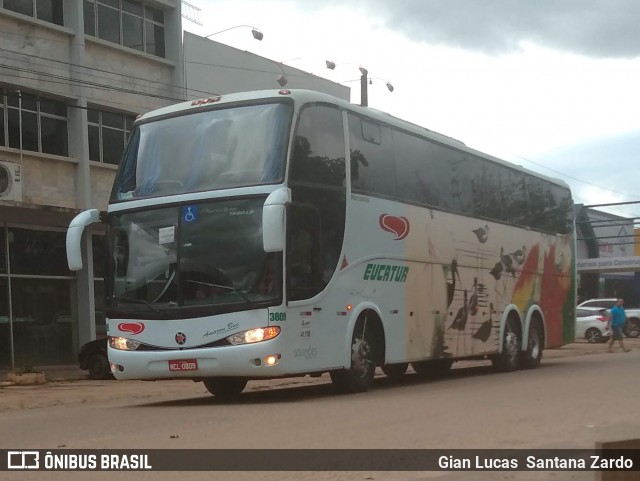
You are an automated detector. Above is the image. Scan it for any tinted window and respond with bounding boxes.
[4,0,33,16]
[499,167,529,226]
[0,278,8,368]
[92,234,107,278]
[9,110,38,151]
[145,22,165,57]
[36,0,64,25]
[0,103,4,147]
[97,3,120,43]
[349,114,396,198]
[0,227,5,274]
[145,5,164,23]
[8,229,69,276]
[393,129,475,213]
[123,13,144,51]
[288,105,347,300]
[83,0,96,36]
[290,105,345,187]
[393,130,433,206]
[102,127,125,165]
[41,117,68,156]
[88,124,100,161]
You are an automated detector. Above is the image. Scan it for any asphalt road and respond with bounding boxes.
[1,340,639,481]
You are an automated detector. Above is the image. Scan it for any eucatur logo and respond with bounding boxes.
[117,322,145,335]
[379,214,410,240]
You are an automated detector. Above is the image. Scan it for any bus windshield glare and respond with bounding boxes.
[112,102,291,200]
[106,197,281,318]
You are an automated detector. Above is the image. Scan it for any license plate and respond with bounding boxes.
[168,359,198,371]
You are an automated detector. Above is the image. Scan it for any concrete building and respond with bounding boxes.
[575,205,640,305]
[0,1,348,371]
[183,31,350,101]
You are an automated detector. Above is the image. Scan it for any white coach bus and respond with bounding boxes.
[66,89,575,398]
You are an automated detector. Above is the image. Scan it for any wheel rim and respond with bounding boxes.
[351,337,374,380]
[529,329,540,360]
[586,329,600,343]
[505,328,519,363]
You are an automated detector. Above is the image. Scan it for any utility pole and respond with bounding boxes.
[360,67,368,107]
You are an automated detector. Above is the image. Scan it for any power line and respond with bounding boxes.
[0,47,182,97]
[0,65,183,103]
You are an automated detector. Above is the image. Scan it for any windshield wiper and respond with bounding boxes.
[186,280,254,304]
[115,298,161,314]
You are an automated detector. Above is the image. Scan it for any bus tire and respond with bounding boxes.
[492,316,521,372]
[412,359,453,378]
[330,317,377,393]
[521,319,543,369]
[203,378,247,399]
[381,363,408,381]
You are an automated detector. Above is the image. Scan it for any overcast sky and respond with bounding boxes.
[185,0,640,219]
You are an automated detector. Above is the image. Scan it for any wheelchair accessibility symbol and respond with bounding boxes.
[182,206,199,223]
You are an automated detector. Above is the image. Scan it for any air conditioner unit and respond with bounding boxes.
[0,161,22,202]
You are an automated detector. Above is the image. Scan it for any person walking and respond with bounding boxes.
[607,298,631,353]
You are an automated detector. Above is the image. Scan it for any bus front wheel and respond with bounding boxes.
[203,378,247,399]
[330,318,377,393]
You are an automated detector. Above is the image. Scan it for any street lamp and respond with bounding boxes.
[276,72,288,87]
[326,61,393,107]
[205,25,263,41]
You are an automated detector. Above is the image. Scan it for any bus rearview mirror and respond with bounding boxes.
[263,188,291,252]
[67,209,101,271]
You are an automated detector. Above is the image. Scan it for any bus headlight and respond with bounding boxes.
[109,336,141,351]
[227,327,280,345]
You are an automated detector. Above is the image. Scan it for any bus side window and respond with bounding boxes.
[287,204,322,301]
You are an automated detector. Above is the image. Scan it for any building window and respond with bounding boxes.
[2,90,68,157]
[1,0,64,26]
[88,109,134,165]
[0,94,4,148]
[83,0,165,58]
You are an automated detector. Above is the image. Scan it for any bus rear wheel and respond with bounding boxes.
[492,316,521,372]
[521,320,543,369]
[203,378,247,399]
[330,318,377,393]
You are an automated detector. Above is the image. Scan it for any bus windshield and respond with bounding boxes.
[112,102,291,201]
[106,197,282,319]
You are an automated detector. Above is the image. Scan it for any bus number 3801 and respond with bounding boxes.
[269,312,287,322]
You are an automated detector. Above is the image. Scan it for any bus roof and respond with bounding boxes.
[137,89,571,193]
